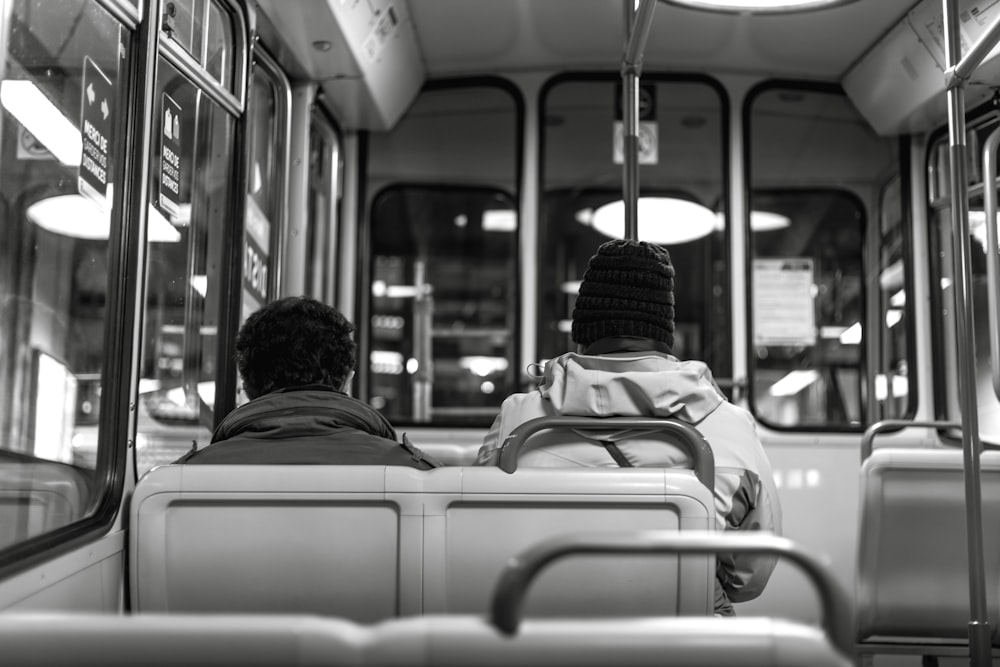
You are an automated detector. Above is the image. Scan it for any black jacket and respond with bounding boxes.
[178,385,435,469]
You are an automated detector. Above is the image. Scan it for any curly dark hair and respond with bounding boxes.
[236,296,357,399]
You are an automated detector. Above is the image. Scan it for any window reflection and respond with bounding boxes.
[0,0,124,549]
[135,59,236,476]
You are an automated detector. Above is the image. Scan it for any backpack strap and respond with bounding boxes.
[400,432,442,468]
[600,440,633,467]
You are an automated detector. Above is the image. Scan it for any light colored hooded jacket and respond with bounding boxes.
[477,348,781,612]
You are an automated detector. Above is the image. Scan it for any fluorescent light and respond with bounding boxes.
[890,290,906,307]
[665,0,856,13]
[769,369,819,397]
[585,197,717,244]
[749,210,790,232]
[483,209,517,232]
[885,309,903,328]
[839,322,862,345]
[26,192,181,242]
[1,80,81,166]
[875,373,909,400]
[459,356,509,377]
[561,281,582,294]
[370,350,404,375]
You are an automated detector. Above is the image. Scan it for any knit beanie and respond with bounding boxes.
[571,239,675,350]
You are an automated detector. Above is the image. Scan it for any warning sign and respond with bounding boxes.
[159,93,182,218]
[78,57,113,206]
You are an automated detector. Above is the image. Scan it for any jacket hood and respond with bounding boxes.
[539,351,725,424]
[212,385,396,442]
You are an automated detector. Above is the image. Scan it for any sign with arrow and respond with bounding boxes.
[78,56,113,206]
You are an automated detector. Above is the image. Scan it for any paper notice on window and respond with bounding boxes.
[753,258,816,346]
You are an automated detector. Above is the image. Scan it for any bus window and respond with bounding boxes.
[161,0,237,91]
[0,1,127,551]
[134,58,238,476]
[929,113,1000,446]
[366,82,521,425]
[747,85,899,430]
[304,109,341,304]
[875,176,912,420]
[539,76,729,384]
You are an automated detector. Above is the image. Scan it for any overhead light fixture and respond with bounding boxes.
[26,189,181,243]
[715,210,790,232]
[582,197,718,244]
[0,80,81,166]
[665,0,857,13]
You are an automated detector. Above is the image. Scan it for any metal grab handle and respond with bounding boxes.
[488,531,854,660]
[983,124,1000,403]
[860,419,961,463]
[496,416,714,488]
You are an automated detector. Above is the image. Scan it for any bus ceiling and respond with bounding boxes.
[255,0,425,131]
[844,0,1000,137]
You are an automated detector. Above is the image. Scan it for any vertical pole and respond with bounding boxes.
[621,0,656,241]
[942,1,992,664]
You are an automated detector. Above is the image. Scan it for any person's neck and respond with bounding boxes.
[581,337,672,355]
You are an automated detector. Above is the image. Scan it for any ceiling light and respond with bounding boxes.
[1,80,81,166]
[665,0,856,13]
[585,197,717,244]
[26,191,181,242]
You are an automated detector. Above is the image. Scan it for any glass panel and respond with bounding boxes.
[748,86,897,429]
[366,84,519,425]
[162,0,203,61]
[163,0,235,91]
[875,177,910,419]
[135,57,236,476]
[749,191,865,427]
[235,57,287,405]
[204,0,234,90]
[241,61,283,321]
[930,113,1000,445]
[0,0,125,549]
[540,77,728,382]
[305,112,340,302]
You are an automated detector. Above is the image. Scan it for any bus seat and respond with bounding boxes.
[0,459,91,550]
[420,466,716,617]
[129,464,425,620]
[130,464,716,620]
[856,447,1000,657]
[6,532,851,666]
[0,613,853,666]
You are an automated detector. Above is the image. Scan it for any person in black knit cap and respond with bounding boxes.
[476,238,781,615]
[178,296,436,469]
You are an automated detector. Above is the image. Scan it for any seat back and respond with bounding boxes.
[129,464,423,620]
[131,463,716,619]
[0,613,853,667]
[421,466,716,617]
[856,448,1000,645]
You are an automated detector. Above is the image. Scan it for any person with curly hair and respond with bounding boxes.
[178,296,436,468]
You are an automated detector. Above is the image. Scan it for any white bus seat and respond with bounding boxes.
[856,447,1000,657]
[0,459,91,550]
[129,464,425,620]
[420,466,716,617]
[5,532,851,666]
[131,464,716,620]
[0,613,853,667]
